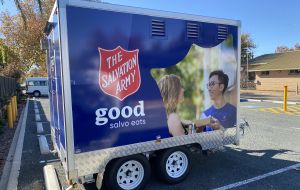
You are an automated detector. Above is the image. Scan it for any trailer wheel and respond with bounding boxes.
[105,154,150,190]
[154,146,191,184]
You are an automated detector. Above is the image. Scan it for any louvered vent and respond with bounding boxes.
[152,19,165,37]
[218,25,228,40]
[186,22,199,39]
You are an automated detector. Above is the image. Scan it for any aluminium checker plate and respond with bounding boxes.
[74,128,237,177]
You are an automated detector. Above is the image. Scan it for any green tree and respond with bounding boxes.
[0,39,8,67]
[275,46,292,53]
[294,43,300,50]
[0,0,44,29]
[275,43,300,53]
[241,33,256,65]
[0,0,54,80]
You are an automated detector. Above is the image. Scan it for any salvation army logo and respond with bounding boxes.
[98,46,141,101]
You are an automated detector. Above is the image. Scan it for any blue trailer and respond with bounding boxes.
[43,0,241,189]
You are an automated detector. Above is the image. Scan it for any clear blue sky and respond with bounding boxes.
[1,0,300,57]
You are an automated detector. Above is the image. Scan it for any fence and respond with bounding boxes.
[0,76,17,110]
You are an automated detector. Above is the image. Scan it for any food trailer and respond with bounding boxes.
[43,0,241,189]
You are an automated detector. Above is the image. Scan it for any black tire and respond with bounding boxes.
[33,91,41,97]
[104,154,151,190]
[153,146,191,184]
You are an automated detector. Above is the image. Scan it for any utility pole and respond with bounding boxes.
[246,44,249,89]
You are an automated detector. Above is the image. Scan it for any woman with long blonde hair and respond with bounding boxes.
[158,74,186,136]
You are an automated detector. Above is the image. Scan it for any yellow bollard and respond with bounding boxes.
[10,97,15,122]
[283,85,287,112]
[11,97,15,120]
[11,97,16,122]
[13,96,18,118]
[7,101,13,128]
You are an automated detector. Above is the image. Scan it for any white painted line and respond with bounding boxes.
[244,99,262,102]
[43,165,60,190]
[37,122,44,133]
[38,135,50,154]
[287,101,298,105]
[272,100,283,104]
[5,99,29,190]
[242,98,300,105]
[35,114,41,121]
[35,109,40,114]
[213,163,300,190]
[266,100,297,105]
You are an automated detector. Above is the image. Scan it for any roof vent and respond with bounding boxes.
[186,22,199,39]
[152,19,165,37]
[218,25,228,40]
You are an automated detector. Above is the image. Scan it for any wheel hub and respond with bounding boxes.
[117,160,144,190]
[125,170,132,177]
[166,151,188,178]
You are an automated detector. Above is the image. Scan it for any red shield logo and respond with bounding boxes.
[98,46,141,101]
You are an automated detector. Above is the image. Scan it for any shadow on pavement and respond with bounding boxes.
[17,99,56,190]
[78,147,300,190]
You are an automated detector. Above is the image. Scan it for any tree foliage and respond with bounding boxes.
[0,39,7,67]
[275,43,300,53]
[0,0,54,80]
[1,0,44,29]
[0,38,23,79]
[241,33,256,65]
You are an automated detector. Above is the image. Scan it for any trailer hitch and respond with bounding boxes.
[65,179,78,190]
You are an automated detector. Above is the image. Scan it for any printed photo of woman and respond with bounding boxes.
[157,74,187,136]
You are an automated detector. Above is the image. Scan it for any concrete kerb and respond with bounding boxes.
[0,98,29,190]
[241,98,300,105]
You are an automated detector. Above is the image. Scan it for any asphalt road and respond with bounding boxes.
[17,98,56,190]
[17,99,300,190]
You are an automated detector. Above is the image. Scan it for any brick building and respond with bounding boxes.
[242,51,300,91]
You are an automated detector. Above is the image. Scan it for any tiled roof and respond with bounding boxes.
[248,51,300,71]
